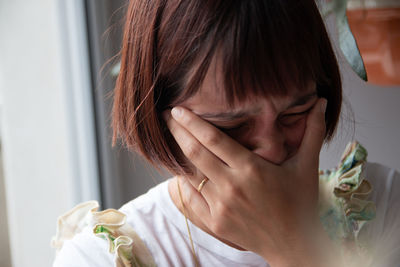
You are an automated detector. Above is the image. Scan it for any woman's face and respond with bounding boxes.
[179,60,318,165]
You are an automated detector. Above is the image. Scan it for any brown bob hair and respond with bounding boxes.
[112,0,342,175]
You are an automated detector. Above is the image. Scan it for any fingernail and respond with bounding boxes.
[320,99,327,114]
[171,107,183,119]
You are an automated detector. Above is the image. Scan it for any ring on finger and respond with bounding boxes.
[197,178,209,193]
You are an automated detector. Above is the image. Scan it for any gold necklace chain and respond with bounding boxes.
[177,178,200,267]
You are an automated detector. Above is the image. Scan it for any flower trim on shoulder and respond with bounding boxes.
[319,141,376,262]
[52,201,156,267]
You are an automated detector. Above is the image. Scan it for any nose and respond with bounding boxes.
[250,125,288,165]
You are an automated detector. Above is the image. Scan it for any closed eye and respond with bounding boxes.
[214,122,248,131]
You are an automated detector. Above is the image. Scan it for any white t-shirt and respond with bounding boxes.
[53,162,400,267]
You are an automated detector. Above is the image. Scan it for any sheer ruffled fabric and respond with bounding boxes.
[319,141,376,266]
[52,201,156,267]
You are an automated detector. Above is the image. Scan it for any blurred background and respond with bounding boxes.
[0,0,398,266]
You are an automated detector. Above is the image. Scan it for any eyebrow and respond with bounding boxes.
[286,92,318,109]
[197,92,318,120]
[198,108,261,120]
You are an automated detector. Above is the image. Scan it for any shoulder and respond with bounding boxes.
[120,178,168,216]
[52,201,114,267]
[118,179,174,239]
[362,161,400,229]
[53,226,112,267]
[363,161,400,231]
[364,161,400,193]
[359,162,400,266]
[51,181,171,267]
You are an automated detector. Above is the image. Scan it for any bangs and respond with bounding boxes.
[171,0,326,107]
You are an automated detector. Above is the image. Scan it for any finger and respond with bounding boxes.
[175,177,212,223]
[165,110,230,188]
[170,106,254,169]
[185,169,217,202]
[295,98,327,168]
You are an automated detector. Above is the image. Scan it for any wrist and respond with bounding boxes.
[261,221,339,267]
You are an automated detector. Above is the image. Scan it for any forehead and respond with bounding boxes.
[180,55,316,114]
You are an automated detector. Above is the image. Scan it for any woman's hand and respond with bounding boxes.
[164,98,335,266]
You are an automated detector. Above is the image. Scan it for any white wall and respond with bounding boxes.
[319,14,400,171]
[0,146,11,267]
[0,1,99,266]
[320,62,400,170]
[0,2,74,266]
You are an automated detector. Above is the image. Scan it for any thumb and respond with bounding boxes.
[296,98,327,168]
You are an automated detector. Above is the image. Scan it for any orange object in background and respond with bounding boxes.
[347,7,400,86]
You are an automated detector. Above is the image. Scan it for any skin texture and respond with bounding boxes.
[164,59,337,266]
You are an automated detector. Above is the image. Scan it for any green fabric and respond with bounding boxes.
[319,142,375,258]
[318,0,368,81]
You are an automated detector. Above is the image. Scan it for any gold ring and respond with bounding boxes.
[197,178,208,193]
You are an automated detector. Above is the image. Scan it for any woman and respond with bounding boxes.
[52,0,400,266]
